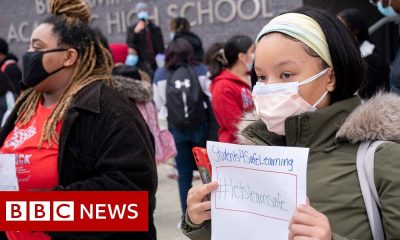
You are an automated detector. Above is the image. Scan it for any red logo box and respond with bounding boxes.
[0,191,148,231]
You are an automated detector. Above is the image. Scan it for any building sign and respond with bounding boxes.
[0,0,302,59]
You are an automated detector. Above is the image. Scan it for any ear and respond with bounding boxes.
[238,52,247,63]
[63,48,78,67]
[326,68,336,92]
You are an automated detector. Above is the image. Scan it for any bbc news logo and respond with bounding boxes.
[6,201,75,221]
[0,191,148,231]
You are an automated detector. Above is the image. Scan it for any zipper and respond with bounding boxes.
[182,92,188,118]
[296,115,302,146]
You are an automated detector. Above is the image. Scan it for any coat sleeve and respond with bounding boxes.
[126,24,138,45]
[152,26,165,54]
[49,110,157,240]
[374,142,400,239]
[181,213,211,240]
[152,68,167,115]
[58,112,156,191]
[331,233,352,240]
[329,142,400,240]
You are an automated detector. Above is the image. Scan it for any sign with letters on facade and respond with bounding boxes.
[0,0,302,60]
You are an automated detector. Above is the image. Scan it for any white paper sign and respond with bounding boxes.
[0,154,19,191]
[207,141,309,240]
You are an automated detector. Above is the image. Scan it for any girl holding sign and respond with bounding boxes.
[182,7,400,240]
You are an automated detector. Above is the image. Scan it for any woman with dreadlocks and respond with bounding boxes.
[0,0,157,239]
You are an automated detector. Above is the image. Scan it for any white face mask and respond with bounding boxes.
[252,68,330,135]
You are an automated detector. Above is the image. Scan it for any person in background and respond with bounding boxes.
[203,43,225,142]
[97,30,176,168]
[0,37,22,95]
[153,38,210,217]
[338,8,390,99]
[126,44,154,79]
[126,1,164,71]
[0,0,157,239]
[170,17,204,63]
[112,53,177,167]
[182,7,400,240]
[109,42,128,66]
[206,36,254,143]
[0,72,16,126]
[109,42,151,82]
[376,0,400,16]
[374,0,400,92]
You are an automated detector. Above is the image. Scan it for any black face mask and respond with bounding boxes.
[21,48,67,90]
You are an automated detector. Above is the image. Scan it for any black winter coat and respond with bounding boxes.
[0,81,158,240]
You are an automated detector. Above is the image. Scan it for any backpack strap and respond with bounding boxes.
[1,59,17,73]
[357,141,387,240]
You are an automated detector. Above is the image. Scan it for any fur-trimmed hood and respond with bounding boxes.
[236,92,400,145]
[112,75,152,103]
[336,92,400,143]
[236,112,260,145]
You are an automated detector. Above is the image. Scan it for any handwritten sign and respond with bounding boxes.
[207,141,309,240]
[0,154,19,191]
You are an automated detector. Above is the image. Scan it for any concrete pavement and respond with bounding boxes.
[154,163,193,240]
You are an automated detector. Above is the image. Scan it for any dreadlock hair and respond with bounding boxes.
[15,0,113,147]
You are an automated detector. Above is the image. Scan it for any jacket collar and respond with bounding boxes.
[337,92,400,143]
[68,81,104,114]
[112,75,152,102]
[238,96,361,152]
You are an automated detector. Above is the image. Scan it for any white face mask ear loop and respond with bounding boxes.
[312,67,333,108]
[312,91,329,108]
[298,68,330,86]
[296,68,330,103]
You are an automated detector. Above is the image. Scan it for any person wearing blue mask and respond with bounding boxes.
[126,1,165,71]
[376,0,400,93]
[376,0,400,17]
[127,44,153,79]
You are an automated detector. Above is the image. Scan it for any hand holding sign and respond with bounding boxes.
[187,182,218,225]
[289,204,332,240]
